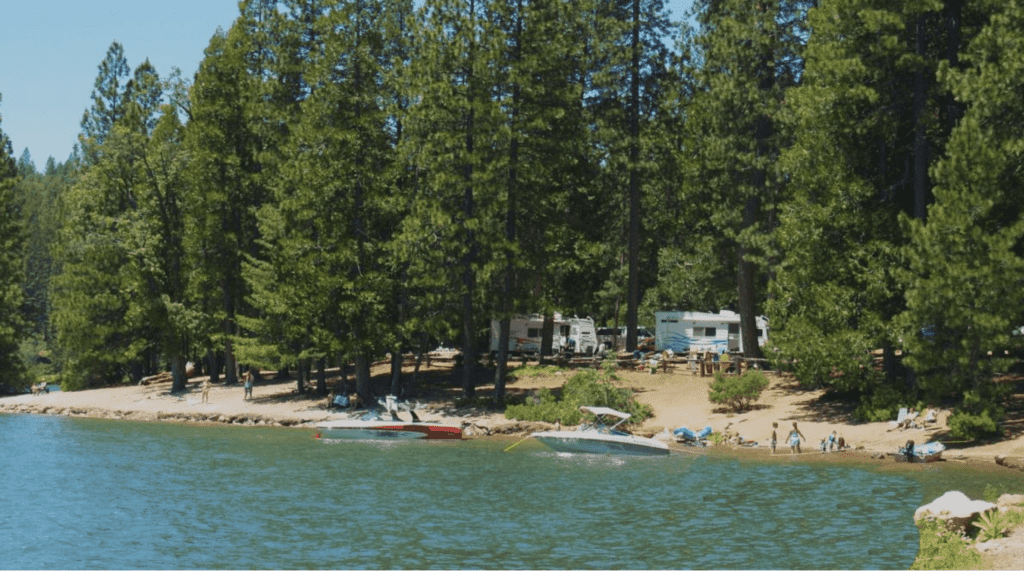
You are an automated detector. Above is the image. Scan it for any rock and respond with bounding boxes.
[915,491,997,532]
[997,493,1024,509]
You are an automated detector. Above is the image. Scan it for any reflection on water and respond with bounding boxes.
[0,413,1012,570]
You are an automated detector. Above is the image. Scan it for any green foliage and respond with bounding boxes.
[707,370,770,412]
[505,365,652,425]
[852,385,914,423]
[972,510,1011,543]
[910,518,983,571]
[947,410,1000,441]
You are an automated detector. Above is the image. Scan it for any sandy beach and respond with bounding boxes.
[3,360,1023,469]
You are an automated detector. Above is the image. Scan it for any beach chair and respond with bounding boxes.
[889,407,908,429]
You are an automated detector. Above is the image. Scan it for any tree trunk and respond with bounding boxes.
[316,357,327,395]
[625,0,642,354]
[495,317,511,401]
[390,350,403,398]
[170,354,187,394]
[296,358,306,394]
[541,314,554,357]
[355,353,372,405]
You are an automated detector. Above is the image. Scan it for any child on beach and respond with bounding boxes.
[828,430,837,452]
[770,422,778,454]
[201,379,211,403]
[243,369,254,400]
[788,422,806,454]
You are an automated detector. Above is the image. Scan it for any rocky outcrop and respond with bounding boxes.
[914,490,997,532]
[995,454,1024,472]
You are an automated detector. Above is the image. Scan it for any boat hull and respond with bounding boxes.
[532,431,669,456]
[317,420,463,441]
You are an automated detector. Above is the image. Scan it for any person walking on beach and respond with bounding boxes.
[770,422,778,454]
[787,422,806,454]
[243,369,254,400]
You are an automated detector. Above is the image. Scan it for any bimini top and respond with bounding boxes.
[579,406,632,430]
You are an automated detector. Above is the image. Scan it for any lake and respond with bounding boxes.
[0,412,1015,570]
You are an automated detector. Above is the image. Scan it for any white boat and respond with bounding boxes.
[316,397,463,441]
[893,440,945,463]
[532,406,669,456]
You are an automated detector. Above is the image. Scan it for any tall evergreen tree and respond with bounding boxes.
[900,0,1024,413]
[685,0,812,361]
[0,95,30,391]
[185,4,280,385]
[400,0,508,398]
[79,41,131,164]
[587,0,671,351]
[768,0,987,397]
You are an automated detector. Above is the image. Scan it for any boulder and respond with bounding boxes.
[915,490,997,531]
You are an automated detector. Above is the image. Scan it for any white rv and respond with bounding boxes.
[654,310,768,354]
[561,316,599,356]
[489,314,568,356]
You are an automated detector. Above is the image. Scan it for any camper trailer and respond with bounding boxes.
[489,314,599,356]
[489,314,568,356]
[654,310,768,354]
[561,317,599,356]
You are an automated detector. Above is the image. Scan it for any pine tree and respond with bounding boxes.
[901,0,1024,410]
[767,0,988,394]
[399,0,508,398]
[184,5,279,385]
[0,95,30,391]
[79,41,131,164]
[587,0,672,351]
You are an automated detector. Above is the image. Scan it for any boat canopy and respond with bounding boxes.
[579,406,631,421]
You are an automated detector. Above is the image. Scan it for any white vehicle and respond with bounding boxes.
[489,314,568,356]
[561,316,599,356]
[532,406,670,456]
[654,310,768,354]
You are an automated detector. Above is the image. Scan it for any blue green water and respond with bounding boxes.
[0,412,1017,570]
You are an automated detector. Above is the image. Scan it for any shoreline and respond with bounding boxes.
[3,363,1023,474]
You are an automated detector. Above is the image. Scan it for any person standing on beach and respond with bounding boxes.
[243,369,254,400]
[201,379,211,403]
[788,422,806,454]
[770,422,778,454]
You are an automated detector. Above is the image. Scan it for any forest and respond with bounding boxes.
[1,0,1022,437]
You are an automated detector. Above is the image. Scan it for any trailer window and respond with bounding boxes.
[728,323,740,334]
[528,328,540,338]
[560,326,570,337]
[703,327,717,337]
[757,329,764,338]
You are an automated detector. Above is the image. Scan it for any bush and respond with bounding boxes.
[504,362,652,426]
[948,410,1000,441]
[707,371,769,412]
[852,385,915,423]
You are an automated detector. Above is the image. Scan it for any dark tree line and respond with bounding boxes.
[2,0,1022,430]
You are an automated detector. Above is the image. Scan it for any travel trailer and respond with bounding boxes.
[489,314,599,356]
[489,314,568,356]
[654,310,768,354]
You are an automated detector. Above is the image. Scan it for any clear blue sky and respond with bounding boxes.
[1,0,693,169]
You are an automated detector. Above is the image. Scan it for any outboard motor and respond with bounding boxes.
[903,440,916,463]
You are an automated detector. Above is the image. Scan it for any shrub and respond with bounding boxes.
[911,519,983,570]
[972,510,1011,542]
[948,410,1000,441]
[852,385,915,423]
[707,371,769,412]
[504,363,652,425]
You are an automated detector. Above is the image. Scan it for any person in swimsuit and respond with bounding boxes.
[788,422,806,454]
[770,422,778,454]
[244,369,254,400]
